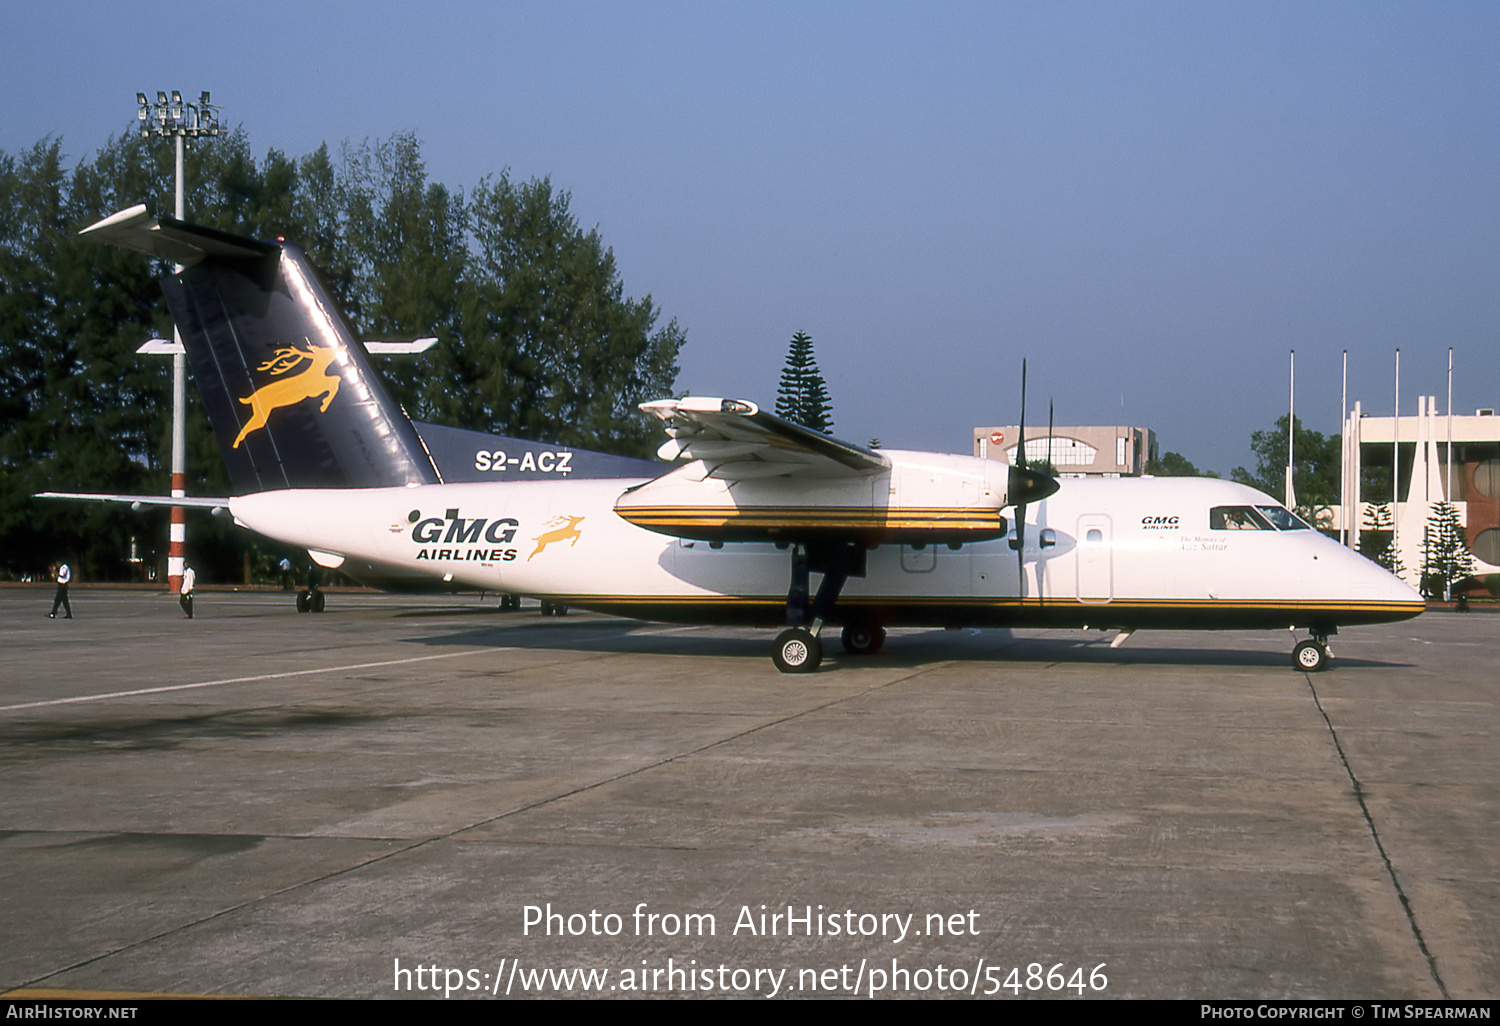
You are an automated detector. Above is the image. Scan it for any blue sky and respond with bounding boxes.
[4,1,1497,473]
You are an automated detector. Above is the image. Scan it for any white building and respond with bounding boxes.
[1342,398,1500,586]
[974,424,1157,478]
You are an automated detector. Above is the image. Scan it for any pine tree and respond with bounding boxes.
[1422,502,1475,597]
[775,331,833,433]
[1360,503,1405,577]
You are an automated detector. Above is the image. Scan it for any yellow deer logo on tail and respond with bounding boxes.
[528,516,585,561]
[233,340,343,448]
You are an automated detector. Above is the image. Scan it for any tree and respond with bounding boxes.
[1,130,686,578]
[1146,451,1219,478]
[1231,414,1340,516]
[1421,502,1475,598]
[0,135,174,582]
[775,331,832,433]
[1360,503,1405,578]
[432,171,682,456]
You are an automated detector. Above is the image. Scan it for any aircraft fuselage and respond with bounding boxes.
[231,468,1421,633]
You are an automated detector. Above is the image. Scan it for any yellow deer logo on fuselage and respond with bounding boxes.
[528,516,586,561]
[233,340,343,448]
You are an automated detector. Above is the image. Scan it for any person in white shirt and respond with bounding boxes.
[49,563,72,619]
[180,565,196,619]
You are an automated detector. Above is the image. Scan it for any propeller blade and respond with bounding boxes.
[1012,361,1028,598]
[1047,399,1054,472]
[1041,398,1054,607]
[1016,359,1027,472]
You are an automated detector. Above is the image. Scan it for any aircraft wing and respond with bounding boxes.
[37,492,231,510]
[619,398,1021,545]
[641,398,888,480]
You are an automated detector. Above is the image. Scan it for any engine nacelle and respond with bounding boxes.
[614,450,1052,544]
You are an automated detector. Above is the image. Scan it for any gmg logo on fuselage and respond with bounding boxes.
[407,508,520,562]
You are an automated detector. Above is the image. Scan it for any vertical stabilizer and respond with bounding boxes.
[160,241,440,493]
[83,206,440,493]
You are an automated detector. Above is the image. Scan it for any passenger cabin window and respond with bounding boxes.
[1255,505,1311,530]
[1209,506,1274,531]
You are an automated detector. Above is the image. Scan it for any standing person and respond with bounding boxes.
[49,562,72,619]
[180,564,196,619]
[279,557,293,590]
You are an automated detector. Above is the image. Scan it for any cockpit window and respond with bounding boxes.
[1210,506,1274,531]
[1255,505,1311,531]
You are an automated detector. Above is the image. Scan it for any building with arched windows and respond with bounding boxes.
[972,424,1157,478]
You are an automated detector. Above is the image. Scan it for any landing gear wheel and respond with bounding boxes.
[500,594,521,612]
[540,600,568,617]
[296,591,310,613]
[1294,639,1327,672]
[773,627,823,673]
[311,590,326,614]
[840,624,886,656]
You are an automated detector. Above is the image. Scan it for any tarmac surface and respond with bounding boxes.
[0,587,1494,1000]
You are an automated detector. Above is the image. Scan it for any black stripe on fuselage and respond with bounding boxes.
[534,595,1425,630]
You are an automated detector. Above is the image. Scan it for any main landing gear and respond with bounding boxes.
[774,627,822,673]
[771,541,875,673]
[840,623,886,656]
[1293,629,1335,672]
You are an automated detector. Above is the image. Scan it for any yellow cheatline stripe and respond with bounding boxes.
[616,505,1003,527]
[625,519,1001,529]
[617,514,1003,520]
[618,505,996,513]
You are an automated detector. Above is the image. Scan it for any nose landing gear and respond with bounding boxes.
[1293,629,1334,672]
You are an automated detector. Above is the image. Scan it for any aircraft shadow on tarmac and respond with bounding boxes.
[398,617,1411,670]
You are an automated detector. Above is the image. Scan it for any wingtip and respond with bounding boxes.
[80,203,154,237]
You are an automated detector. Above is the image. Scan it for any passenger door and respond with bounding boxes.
[1076,514,1112,603]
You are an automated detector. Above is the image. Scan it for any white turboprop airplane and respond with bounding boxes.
[53,205,1423,674]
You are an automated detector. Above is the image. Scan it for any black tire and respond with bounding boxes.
[773,628,823,673]
[296,591,310,614]
[840,624,886,656]
[311,590,326,613]
[1294,639,1326,672]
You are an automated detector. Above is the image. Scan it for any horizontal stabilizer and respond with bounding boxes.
[37,491,230,510]
[80,205,276,266]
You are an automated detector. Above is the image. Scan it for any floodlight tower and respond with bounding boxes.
[136,90,220,592]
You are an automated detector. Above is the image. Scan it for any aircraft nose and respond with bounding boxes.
[1343,544,1424,603]
[1007,465,1060,508]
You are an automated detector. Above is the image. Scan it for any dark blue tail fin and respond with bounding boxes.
[82,206,440,493]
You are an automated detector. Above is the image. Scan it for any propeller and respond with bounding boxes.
[1007,361,1060,599]
[1040,398,1053,606]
